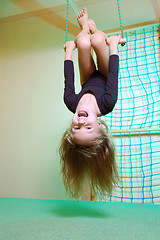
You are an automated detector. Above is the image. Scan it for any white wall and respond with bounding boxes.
[0,16,78,200]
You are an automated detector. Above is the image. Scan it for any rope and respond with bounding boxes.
[117,0,125,46]
[65,0,70,43]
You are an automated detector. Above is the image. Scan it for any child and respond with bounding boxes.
[59,8,120,200]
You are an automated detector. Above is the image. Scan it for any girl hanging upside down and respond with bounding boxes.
[59,8,120,200]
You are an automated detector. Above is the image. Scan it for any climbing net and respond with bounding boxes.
[99,24,160,204]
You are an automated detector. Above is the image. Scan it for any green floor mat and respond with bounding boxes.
[0,198,160,240]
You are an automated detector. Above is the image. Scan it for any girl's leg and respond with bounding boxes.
[75,9,96,85]
[89,19,109,78]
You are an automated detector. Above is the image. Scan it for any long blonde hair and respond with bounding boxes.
[59,120,119,199]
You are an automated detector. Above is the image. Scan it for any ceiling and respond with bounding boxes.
[0,0,159,36]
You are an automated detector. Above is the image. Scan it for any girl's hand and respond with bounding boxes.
[106,35,121,46]
[106,35,126,46]
[64,41,76,51]
[64,41,77,60]
[106,35,121,56]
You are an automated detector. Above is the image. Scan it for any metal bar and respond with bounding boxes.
[109,128,160,136]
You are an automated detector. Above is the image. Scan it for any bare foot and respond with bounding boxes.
[88,19,98,34]
[77,8,89,32]
[89,19,107,39]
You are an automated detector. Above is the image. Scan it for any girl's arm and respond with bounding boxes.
[64,41,76,61]
[63,41,77,113]
[100,36,120,115]
[106,35,121,55]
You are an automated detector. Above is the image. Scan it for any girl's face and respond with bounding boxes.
[71,108,102,145]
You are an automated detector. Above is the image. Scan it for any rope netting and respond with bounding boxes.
[98,24,160,204]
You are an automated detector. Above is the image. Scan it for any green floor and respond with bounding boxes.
[0,198,160,240]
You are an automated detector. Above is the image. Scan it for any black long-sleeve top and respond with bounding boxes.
[64,54,119,115]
